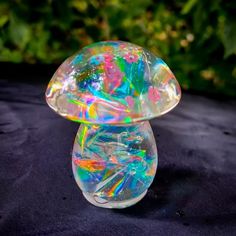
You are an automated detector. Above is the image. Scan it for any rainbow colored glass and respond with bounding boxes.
[72,122,157,208]
[46,41,181,208]
[46,41,181,124]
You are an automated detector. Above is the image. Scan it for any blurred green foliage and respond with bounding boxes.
[0,0,236,96]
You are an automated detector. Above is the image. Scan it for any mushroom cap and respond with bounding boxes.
[46,41,181,124]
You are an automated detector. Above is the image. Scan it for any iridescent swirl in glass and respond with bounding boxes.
[46,41,181,124]
[72,122,157,208]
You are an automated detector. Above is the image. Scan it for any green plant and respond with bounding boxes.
[0,0,235,96]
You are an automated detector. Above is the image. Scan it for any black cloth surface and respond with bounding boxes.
[0,80,236,236]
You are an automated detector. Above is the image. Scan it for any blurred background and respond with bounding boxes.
[0,0,236,97]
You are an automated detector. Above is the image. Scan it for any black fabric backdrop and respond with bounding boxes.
[0,79,236,235]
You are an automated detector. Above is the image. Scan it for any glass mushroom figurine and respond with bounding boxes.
[46,41,181,208]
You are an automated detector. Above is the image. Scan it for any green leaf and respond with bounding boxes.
[71,0,88,12]
[223,19,236,58]
[181,0,198,14]
[0,14,8,27]
[9,14,31,49]
[0,48,22,62]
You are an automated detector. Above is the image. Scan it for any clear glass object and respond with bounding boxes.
[45,41,181,208]
[72,122,157,208]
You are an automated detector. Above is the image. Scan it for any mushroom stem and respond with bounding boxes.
[72,121,158,208]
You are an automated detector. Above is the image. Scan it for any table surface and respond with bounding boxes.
[0,80,236,236]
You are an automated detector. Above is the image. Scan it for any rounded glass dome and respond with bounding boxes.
[46,41,181,124]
